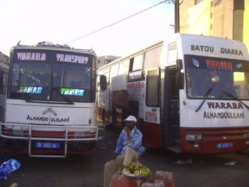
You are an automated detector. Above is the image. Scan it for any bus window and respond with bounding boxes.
[185,55,249,100]
[119,60,129,75]
[244,73,249,98]
[11,62,50,87]
[132,55,143,71]
[170,74,179,98]
[144,45,162,69]
[129,55,144,81]
[146,68,159,106]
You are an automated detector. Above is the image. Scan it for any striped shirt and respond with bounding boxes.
[114,127,144,156]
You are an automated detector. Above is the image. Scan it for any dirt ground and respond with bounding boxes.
[0,127,249,187]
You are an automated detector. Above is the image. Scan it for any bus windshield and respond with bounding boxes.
[185,55,249,100]
[8,49,95,102]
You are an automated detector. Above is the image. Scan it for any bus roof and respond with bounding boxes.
[98,33,249,71]
[98,40,163,70]
[11,41,97,57]
[174,34,249,60]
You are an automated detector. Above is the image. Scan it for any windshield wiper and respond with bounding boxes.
[195,83,216,112]
[23,93,31,102]
[220,89,249,109]
[52,87,74,104]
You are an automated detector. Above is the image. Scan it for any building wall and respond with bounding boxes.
[244,0,249,45]
[212,0,233,38]
[180,0,249,50]
[233,0,244,41]
[0,52,9,69]
[179,0,195,33]
[187,0,212,35]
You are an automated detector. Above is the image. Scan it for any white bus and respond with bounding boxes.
[0,41,106,157]
[97,33,249,153]
[0,52,9,122]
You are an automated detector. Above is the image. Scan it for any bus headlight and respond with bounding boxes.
[186,134,195,141]
[74,131,85,138]
[186,134,202,141]
[13,127,23,136]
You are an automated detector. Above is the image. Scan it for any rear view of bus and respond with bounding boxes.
[0,42,98,157]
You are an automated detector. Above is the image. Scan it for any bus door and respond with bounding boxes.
[143,68,161,149]
[162,66,182,152]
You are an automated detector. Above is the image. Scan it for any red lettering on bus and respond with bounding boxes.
[127,82,144,90]
[206,60,233,70]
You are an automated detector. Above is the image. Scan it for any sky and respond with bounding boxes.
[0,0,175,57]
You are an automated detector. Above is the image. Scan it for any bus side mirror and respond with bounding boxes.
[100,75,107,91]
[176,59,184,89]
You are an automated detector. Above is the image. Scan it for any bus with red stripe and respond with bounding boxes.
[0,41,106,157]
[97,33,249,153]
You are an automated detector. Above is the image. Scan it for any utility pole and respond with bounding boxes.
[174,0,180,33]
[169,0,181,33]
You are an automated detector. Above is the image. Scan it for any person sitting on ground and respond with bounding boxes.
[103,115,144,187]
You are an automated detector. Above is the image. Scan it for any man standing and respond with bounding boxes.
[103,115,144,187]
